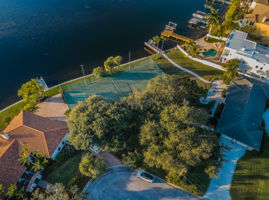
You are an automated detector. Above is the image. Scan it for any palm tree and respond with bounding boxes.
[205,8,222,34]
[18,144,30,167]
[31,160,44,172]
[152,36,161,50]
[223,59,240,84]
[160,35,167,52]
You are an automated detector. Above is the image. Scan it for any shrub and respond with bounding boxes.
[79,153,106,178]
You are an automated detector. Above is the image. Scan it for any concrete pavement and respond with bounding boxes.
[86,167,200,200]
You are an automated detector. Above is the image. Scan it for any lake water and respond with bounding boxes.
[0,0,211,109]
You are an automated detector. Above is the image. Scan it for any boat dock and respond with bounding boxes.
[161,30,191,43]
[188,11,208,29]
[206,0,231,6]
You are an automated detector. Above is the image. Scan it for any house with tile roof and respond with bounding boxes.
[0,111,68,192]
[217,77,269,151]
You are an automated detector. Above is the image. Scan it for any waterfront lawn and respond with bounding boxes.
[0,101,25,129]
[0,57,151,129]
[153,49,224,82]
[231,135,269,200]
[43,151,86,185]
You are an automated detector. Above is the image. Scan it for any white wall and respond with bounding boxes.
[177,45,225,71]
[221,47,269,78]
[51,133,69,160]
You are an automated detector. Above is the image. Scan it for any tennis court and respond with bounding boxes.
[62,59,163,109]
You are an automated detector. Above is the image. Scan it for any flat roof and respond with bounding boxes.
[226,30,269,64]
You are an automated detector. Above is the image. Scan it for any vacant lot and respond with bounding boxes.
[43,151,85,184]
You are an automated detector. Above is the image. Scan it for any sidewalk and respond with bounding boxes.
[203,136,246,200]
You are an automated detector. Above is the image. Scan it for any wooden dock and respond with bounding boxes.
[161,30,192,43]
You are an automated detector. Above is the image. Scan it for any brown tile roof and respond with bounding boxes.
[0,140,26,191]
[0,111,68,190]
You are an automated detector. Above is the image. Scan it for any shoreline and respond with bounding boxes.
[0,54,154,114]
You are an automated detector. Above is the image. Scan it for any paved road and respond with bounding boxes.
[86,167,199,200]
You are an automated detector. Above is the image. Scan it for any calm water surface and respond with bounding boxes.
[0,0,210,109]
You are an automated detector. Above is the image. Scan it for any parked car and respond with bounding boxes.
[136,171,155,183]
[89,145,101,153]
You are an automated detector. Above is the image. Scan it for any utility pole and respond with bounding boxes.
[129,51,131,71]
[80,64,86,86]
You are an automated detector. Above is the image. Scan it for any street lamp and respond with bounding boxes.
[80,64,87,86]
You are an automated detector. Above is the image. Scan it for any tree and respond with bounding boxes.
[113,56,123,68]
[104,56,115,73]
[0,184,4,197]
[205,8,222,34]
[68,96,137,151]
[18,144,31,167]
[6,184,17,199]
[223,58,240,84]
[152,36,161,50]
[17,79,44,112]
[122,150,144,168]
[140,103,220,179]
[79,153,106,178]
[92,66,105,77]
[124,75,205,121]
[30,183,85,200]
[160,35,166,52]
[184,40,200,57]
[30,152,48,171]
[104,56,122,74]
[31,159,44,172]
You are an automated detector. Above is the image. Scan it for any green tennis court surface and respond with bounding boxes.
[63,59,163,109]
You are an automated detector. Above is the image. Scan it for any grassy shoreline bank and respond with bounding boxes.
[0,56,152,129]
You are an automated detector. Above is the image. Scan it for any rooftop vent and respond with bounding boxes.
[1,134,10,140]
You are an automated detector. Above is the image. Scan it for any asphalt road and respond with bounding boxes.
[86,167,199,200]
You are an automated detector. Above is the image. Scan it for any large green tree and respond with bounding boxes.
[17,78,44,112]
[140,103,220,179]
[68,96,137,151]
[79,153,106,178]
[123,75,205,120]
[68,75,221,190]
[103,56,123,73]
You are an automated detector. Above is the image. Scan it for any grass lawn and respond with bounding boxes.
[153,49,224,83]
[43,151,86,184]
[231,135,269,200]
[0,101,25,129]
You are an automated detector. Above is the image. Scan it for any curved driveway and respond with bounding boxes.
[86,167,200,200]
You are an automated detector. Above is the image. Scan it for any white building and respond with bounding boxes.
[221,30,269,79]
